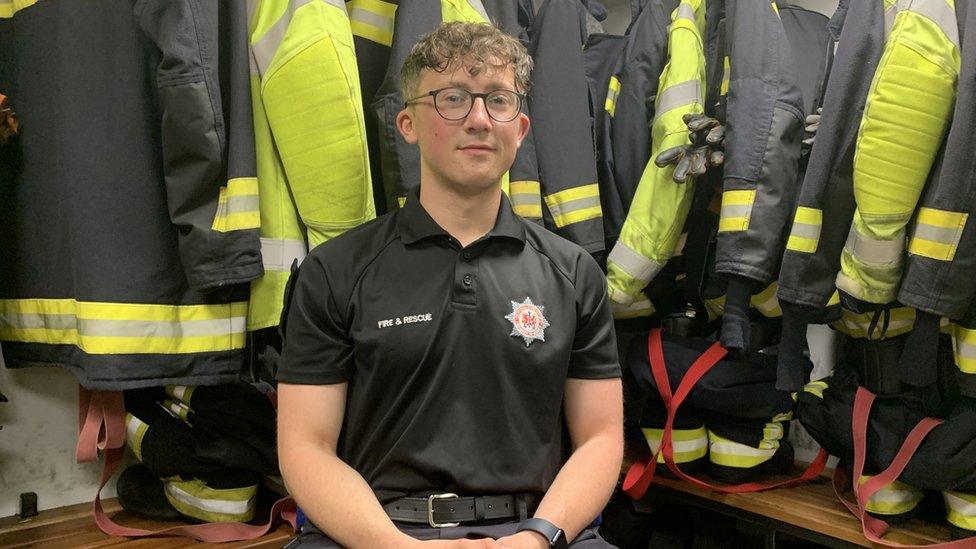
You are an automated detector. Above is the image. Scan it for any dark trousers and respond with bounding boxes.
[284,521,616,548]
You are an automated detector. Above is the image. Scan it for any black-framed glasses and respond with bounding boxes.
[404,87,524,122]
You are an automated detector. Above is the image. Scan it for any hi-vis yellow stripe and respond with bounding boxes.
[125,413,150,462]
[605,76,621,117]
[944,491,976,531]
[908,207,968,261]
[0,0,37,18]
[750,281,783,318]
[859,476,923,516]
[643,426,708,464]
[212,177,260,232]
[708,431,778,468]
[509,180,543,219]
[787,207,823,253]
[718,189,755,232]
[0,298,248,354]
[952,324,976,374]
[832,307,915,340]
[771,1,779,15]
[348,0,397,47]
[720,56,731,96]
[543,183,603,228]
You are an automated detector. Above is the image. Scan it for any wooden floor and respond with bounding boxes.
[0,499,296,548]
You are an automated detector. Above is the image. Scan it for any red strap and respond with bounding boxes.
[76,386,125,463]
[624,329,828,499]
[832,386,969,547]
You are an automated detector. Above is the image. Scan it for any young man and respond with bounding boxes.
[277,22,623,549]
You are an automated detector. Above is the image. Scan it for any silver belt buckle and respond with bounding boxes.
[427,493,460,528]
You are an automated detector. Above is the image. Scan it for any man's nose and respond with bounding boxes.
[464,97,492,130]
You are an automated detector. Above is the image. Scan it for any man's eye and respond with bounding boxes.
[442,93,467,104]
[488,95,511,106]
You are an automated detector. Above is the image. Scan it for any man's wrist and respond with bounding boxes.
[516,529,552,549]
[516,517,567,549]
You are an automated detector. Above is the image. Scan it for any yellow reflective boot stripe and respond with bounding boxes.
[261,237,307,272]
[0,299,248,354]
[859,476,923,515]
[348,0,396,47]
[509,180,543,219]
[704,295,725,321]
[125,413,150,462]
[718,190,756,233]
[832,307,915,339]
[543,184,603,228]
[0,0,37,18]
[612,296,655,319]
[944,491,976,531]
[840,0,959,304]
[708,431,777,468]
[164,399,192,423]
[951,325,976,374]
[908,207,968,261]
[252,0,348,76]
[643,426,708,464]
[605,76,621,117]
[212,177,261,232]
[750,282,783,318]
[803,379,829,399]
[720,56,731,96]
[166,385,197,406]
[787,207,823,253]
[165,477,257,523]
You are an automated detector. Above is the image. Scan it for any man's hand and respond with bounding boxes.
[495,531,549,549]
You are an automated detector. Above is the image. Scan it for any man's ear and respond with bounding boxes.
[396,107,419,145]
[514,112,530,149]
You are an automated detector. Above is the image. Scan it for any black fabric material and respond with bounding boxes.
[896,311,941,388]
[841,335,909,397]
[278,189,619,504]
[116,464,182,522]
[719,277,753,351]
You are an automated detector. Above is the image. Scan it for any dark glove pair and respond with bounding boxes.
[654,113,725,183]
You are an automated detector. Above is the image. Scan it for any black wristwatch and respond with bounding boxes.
[517,517,567,549]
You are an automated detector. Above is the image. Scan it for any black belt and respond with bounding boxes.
[383,493,540,527]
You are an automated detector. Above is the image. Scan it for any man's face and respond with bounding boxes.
[396,59,530,195]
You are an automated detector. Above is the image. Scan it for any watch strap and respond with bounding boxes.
[517,517,567,549]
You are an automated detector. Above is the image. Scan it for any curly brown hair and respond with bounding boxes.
[400,21,533,99]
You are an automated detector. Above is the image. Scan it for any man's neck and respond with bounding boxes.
[419,183,501,248]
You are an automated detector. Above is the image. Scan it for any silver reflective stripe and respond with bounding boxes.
[675,2,696,22]
[509,193,540,207]
[0,313,245,337]
[648,436,708,453]
[720,203,752,219]
[608,242,663,282]
[790,221,821,240]
[546,195,602,217]
[467,0,490,22]
[349,6,393,33]
[655,80,701,119]
[914,222,962,245]
[261,237,308,271]
[898,0,959,47]
[226,195,260,215]
[844,226,905,265]
[710,439,776,458]
[870,486,920,506]
[884,4,897,37]
[252,0,347,76]
[0,313,75,330]
[945,492,976,515]
[166,483,253,515]
[957,341,976,359]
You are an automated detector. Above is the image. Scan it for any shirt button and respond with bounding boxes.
[463,274,473,286]
[462,251,472,261]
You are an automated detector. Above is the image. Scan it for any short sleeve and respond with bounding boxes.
[568,253,621,379]
[277,256,354,384]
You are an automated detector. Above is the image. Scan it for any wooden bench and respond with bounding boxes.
[637,466,954,548]
[0,499,296,548]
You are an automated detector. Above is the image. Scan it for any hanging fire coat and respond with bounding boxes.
[605,0,707,310]
[0,0,261,389]
[246,0,375,331]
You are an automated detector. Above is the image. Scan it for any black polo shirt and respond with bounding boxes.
[278,189,619,503]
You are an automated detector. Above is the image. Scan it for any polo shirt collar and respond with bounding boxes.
[397,187,526,245]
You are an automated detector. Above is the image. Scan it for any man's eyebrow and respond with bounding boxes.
[448,79,516,90]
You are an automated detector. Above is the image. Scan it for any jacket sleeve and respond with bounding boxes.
[836,0,960,305]
[605,0,707,307]
[529,0,605,256]
[713,0,804,286]
[135,0,264,291]
[254,0,375,251]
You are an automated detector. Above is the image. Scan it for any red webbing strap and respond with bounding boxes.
[833,386,967,547]
[77,385,297,542]
[623,329,829,499]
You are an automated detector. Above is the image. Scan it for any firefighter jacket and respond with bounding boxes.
[246,0,375,332]
[605,0,707,312]
[369,0,543,220]
[834,0,960,306]
[899,2,975,321]
[0,1,261,389]
[529,0,605,253]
